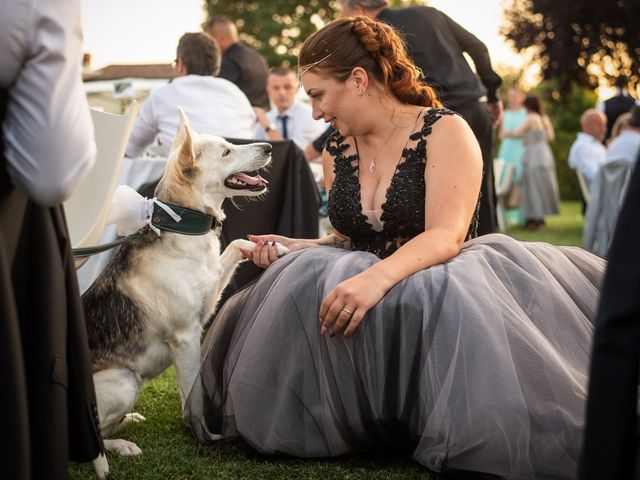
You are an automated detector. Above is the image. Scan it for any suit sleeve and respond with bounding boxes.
[441,11,502,103]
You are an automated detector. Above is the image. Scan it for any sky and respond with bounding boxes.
[82,0,524,72]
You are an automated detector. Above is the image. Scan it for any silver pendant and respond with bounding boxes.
[369,159,376,174]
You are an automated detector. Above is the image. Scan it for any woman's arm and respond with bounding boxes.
[320,114,482,336]
[543,115,555,141]
[503,114,531,138]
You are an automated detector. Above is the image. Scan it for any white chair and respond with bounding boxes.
[576,169,591,204]
[493,158,514,232]
[65,102,139,268]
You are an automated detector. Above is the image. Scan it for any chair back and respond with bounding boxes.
[493,158,514,231]
[65,102,139,268]
[576,169,591,204]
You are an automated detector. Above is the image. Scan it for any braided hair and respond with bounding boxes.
[299,16,442,108]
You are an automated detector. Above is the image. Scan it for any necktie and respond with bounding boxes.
[278,115,289,139]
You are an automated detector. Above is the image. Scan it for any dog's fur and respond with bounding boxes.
[84,110,285,476]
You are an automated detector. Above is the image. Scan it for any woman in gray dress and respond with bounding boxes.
[185,16,604,479]
[504,95,560,230]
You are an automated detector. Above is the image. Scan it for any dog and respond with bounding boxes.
[83,109,287,476]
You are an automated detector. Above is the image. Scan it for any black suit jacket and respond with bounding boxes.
[0,89,103,479]
[377,6,501,108]
[579,154,640,479]
[604,94,636,140]
[219,42,270,110]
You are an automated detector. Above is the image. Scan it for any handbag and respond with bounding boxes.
[505,183,521,209]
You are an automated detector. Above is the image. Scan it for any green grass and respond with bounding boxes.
[504,201,584,247]
[69,202,585,479]
[69,368,428,480]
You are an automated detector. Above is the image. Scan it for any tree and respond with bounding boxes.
[502,0,640,91]
[203,0,426,67]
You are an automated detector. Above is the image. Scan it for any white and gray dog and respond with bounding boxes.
[83,109,286,476]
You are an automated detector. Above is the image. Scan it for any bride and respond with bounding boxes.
[185,16,603,479]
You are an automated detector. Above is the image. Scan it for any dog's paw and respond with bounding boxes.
[104,438,143,456]
[122,412,146,426]
[229,239,256,252]
[91,453,109,479]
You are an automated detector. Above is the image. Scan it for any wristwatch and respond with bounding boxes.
[264,123,277,133]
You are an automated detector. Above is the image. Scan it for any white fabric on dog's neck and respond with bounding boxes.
[106,185,182,237]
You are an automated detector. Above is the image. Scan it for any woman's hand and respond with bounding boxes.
[319,270,390,337]
[240,234,311,269]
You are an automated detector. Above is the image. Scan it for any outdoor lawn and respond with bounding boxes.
[69,201,585,480]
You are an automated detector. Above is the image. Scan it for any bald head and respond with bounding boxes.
[580,109,607,141]
[207,16,238,53]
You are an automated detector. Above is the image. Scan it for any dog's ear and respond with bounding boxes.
[172,108,197,177]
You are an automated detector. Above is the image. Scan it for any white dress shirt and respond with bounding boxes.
[606,130,640,165]
[0,0,96,206]
[126,75,256,158]
[256,102,326,150]
[568,132,607,185]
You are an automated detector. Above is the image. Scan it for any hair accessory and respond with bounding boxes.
[298,51,334,84]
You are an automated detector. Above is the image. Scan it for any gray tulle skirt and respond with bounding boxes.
[184,233,605,479]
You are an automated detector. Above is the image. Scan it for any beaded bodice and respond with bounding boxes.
[326,108,479,259]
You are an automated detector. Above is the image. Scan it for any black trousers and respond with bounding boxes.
[454,101,496,235]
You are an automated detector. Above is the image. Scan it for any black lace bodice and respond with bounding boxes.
[326,108,479,259]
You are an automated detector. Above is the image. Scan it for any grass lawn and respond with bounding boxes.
[69,201,585,479]
[504,201,584,247]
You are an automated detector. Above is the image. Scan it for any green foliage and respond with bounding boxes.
[203,0,428,68]
[203,1,337,67]
[502,0,640,91]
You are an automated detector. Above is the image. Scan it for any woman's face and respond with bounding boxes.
[507,88,524,109]
[301,70,362,136]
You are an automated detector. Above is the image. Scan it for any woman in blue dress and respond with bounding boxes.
[185,16,604,479]
[498,87,527,226]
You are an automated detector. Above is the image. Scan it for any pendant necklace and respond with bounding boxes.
[366,123,400,174]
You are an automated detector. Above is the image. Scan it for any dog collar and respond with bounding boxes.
[150,201,222,236]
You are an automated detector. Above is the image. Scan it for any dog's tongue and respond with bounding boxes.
[232,173,268,185]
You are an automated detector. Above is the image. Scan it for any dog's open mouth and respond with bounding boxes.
[224,172,269,191]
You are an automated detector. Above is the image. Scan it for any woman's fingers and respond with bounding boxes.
[331,306,355,334]
[343,310,365,336]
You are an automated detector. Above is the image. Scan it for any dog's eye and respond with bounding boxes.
[222,148,231,157]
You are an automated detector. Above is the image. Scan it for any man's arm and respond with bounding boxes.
[3,0,96,206]
[441,11,502,103]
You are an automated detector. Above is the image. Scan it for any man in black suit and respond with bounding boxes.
[579,152,640,479]
[207,16,270,110]
[338,0,503,236]
[601,75,637,142]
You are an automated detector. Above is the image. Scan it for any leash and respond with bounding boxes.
[72,198,222,259]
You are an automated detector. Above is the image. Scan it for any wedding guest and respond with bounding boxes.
[498,86,528,226]
[254,66,326,152]
[503,95,560,230]
[0,0,104,477]
[206,15,270,110]
[126,32,256,158]
[583,106,640,256]
[184,16,605,478]
[597,75,637,142]
[568,109,607,189]
[337,0,503,235]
